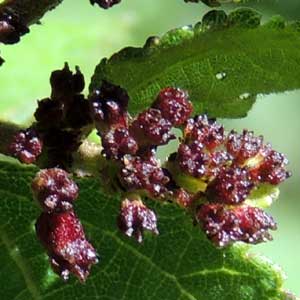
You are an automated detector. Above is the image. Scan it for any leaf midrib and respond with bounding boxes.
[0,226,41,300]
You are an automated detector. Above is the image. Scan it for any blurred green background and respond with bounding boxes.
[0,0,299,296]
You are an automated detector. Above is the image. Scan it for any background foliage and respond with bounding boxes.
[0,0,299,295]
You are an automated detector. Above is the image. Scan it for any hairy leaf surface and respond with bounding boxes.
[0,159,292,300]
[90,9,300,118]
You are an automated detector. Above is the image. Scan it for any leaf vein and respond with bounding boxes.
[103,230,198,300]
[0,227,41,300]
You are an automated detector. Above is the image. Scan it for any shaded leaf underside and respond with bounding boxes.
[0,160,289,300]
[90,16,300,118]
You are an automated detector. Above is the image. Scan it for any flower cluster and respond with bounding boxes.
[89,83,193,242]
[8,64,291,282]
[35,63,92,168]
[33,168,98,282]
[90,81,192,197]
[8,64,92,168]
[89,81,291,248]
[168,116,291,247]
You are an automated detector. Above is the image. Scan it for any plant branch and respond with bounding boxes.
[0,0,64,26]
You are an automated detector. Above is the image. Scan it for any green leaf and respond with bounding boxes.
[187,0,277,7]
[0,159,294,300]
[90,8,300,118]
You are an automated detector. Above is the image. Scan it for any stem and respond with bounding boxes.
[72,139,104,177]
[0,0,64,26]
[0,121,21,156]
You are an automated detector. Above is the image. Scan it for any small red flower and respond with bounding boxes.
[251,148,291,185]
[89,81,129,131]
[130,108,175,147]
[197,204,277,247]
[32,168,78,213]
[36,211,98,282]
[102,126,138,159]
[153,87,192,126]
[177,141,210,178]
[118,199,158,242]
[50,63,85,100]
[226,130,264,165]
[207,166,254,204]
[184,115,225,151]
[173,188,194,208]
[8,128,43,164]
[120,154,170,197]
